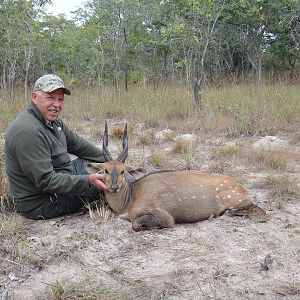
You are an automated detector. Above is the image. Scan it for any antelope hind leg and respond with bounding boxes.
[217,189,268,222]
[132,208,175,231]
[229,203,268,222]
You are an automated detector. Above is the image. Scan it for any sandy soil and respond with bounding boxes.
[1,123,300,300]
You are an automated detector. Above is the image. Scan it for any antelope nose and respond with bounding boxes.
[110,184,120,193]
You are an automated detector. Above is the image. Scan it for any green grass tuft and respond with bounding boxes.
[214,145,240,158]
[149,151,166,168]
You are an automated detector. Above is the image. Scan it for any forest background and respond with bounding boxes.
[0,0,299,102]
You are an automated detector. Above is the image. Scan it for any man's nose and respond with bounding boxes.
[52,99,61,106]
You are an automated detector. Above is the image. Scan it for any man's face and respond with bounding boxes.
[31,89,64,122]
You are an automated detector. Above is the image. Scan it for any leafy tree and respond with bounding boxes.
[0,0,298,99]
[221,0,300,84]
[0,0,51,98]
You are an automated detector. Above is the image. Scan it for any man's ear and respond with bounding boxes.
[31,92,38,104]
[84,162,104,174]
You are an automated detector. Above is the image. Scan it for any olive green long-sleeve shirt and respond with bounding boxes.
[5,101,105,210]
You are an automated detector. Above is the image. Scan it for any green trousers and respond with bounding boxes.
[21,158,102,220]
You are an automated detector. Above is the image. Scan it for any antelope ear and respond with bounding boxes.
[126,166,147,180]
[84,162,104,174]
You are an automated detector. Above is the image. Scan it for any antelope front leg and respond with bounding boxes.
[132,208,175,231]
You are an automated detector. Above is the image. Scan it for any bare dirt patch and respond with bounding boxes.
[1,123,300,300]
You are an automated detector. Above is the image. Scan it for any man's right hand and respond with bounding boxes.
[89,173,108,191]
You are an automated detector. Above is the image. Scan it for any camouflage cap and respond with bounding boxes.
[33,74,71,95]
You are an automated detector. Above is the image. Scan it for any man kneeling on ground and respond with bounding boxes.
[4,74,108,220]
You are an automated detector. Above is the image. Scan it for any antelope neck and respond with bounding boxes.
[105,181,132,213]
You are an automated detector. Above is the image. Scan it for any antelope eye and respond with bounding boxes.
[104,169,109,174]
[120,170,125,175]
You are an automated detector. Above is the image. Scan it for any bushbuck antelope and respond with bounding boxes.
[85,123,266,231]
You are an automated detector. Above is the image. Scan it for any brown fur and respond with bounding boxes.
[86,163,267,231]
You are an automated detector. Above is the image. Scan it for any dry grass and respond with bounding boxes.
[241,148,287,171]
[136,130,157,146]
[209,115,234,133]
[148,151,166,168]
[0,143,41,277]
[173,139,190,154]
[163,130,176,141]
[0,142,11,212]
[0,211,25,238]
[160,136,202,169]
[204,82,300,136]
[208,161,229,174]
[50,280,65,299]
[0,212,32,275]
[0,99,27,133]
[58,82,300,138]
[110,126,126,139]
[0,140,15,215]
[85,200,114,222]
[214,145,240,158]
[50,280,129,300]
[289,132,300,146]
[276,280,300,296]
[1,82,300,137]
[262,174,300,202]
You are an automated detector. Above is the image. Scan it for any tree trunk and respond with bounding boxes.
[288,54,296,79]
[193,76,201,107]
[257,43,263,86]
[113,28,120,93]
[2,55,7,92]
[163,48,168,80]
[97,32,105,86]
[123,27,129,91]
[24,26,33,98]
[191,0,226,107]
